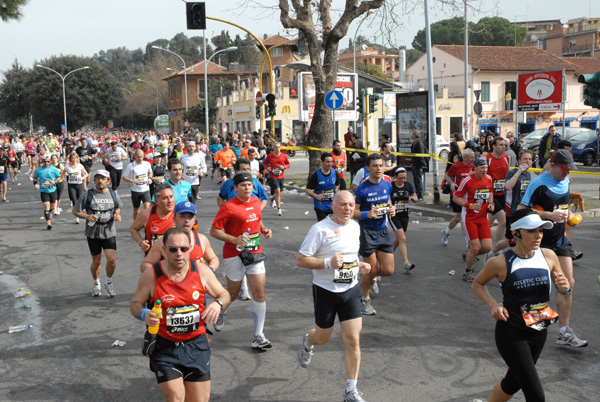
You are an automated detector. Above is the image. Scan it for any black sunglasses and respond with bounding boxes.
[167,246,190,254]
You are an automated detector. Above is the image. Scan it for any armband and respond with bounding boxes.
[140,308,150,321]
[466,202,472,209]
[209,266,216,273]
[361,211,368,220]
[324,258,332,269]
[557,286,572,294]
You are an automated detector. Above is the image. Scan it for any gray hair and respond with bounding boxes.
[461,148,474,158]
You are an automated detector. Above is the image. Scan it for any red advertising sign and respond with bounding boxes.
[517,70,563,111]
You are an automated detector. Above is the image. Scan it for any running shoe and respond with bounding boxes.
[196,194,202,200]
[556,327,588,347]
[370,279,379,296]
[54,209,60,216]
[462,269,475,282]
[361,298,376,315]
[298,333,313,368]
[251,333,272,349]
[46,221,52,230]
[75,217,80,224]
[217,178,222,184]
[404,261,416,272]
[441,228,450,246]
[277,208,282,216]
[343,388,367,402]
[91,284,101,297]
[238,287,251,301]
[214,311,226,332]
[104,281,116,297]
[271,199,277,209]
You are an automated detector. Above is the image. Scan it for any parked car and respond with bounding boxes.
[570,130,599,166]
[520,127,595,166]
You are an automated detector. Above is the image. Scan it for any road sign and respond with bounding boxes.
[517,70,563,111]
[325,90,343,110]
[184,120,190,127]
[256,91,263,107]
[473,101,482,115]
[221,123,228,134]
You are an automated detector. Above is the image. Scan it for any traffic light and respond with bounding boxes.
[265,93,276,117]
[356,89,365,115]
[369,93,383,114]
[255,105,261,120]
[186,2,206,30]
[578,71,600,109]
[199,107,206,120]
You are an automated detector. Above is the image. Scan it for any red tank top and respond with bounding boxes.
[332,150,346,179]
[152,260,207,342]
[190,231,206,264]
[145,206,175,250]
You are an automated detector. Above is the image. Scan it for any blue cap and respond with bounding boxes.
[174,201,196,215]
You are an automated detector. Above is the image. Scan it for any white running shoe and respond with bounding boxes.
[91,284,101,297]
[441,229,450,246]
[277,208,282,216]
[298,333,313,368]
[104,281,116,297]
[251,333,272,349]
[238,287,251,301]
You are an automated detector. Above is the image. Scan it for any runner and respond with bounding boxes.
[352,153,396,315]
[180,141,207,201]
[210,172,274,350]
[50,154,65,215]
[453,156,494,282]
[247,148,261,179]
[389,167,418,272]
[6,144,19,183]
[142,140,155,165]
[72,169,123,297]
[163,158,192,205]
[122,149,153,219]
[0,147,10,201]
[331,140,347,190]
[104,141,128,191]
[441,148,474,246]
[130,227,230,402]
[45,133,60,156]
[32,154,61,229]
[25,137,37,173]
[75,137,96,189]
[263,142,290,216]
[472,208,570,402]
[296,190,371,402]
[486,137,510,248]
[518,149,588,348]
[130,183,176,255]
[208,137,223,181]
[140,201,219,274]
[214,140,236,184]
[381,142,397,178]
[305,152,340,221]
[63,153,89,224]
[150,152,167,200]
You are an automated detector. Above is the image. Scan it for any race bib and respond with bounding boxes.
[151,233,164,242]
[80,155,89,162]
[9,157,15,162]
[521,302,558,331]
[136,174,147,185]
[272,168,283,176]
[68,173,80,183]
[372,203,390,219]
[322,190,334,201]
[335,166,344,174]
[110,156,119,163]
[0,166,4,174]
[554,204,569,223]
[185,166,198,176]
[244,232,260,251]
[333,260,359,283]
[520,180,529,193]
[385,160,392,167]
[493,179,506,192]
[394,201,408,213]
[474,188,490,204]
[166,304,201,334]
[42,180,54,189]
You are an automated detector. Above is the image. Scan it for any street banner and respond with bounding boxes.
[517,70,563,111]
[297,72,358,121]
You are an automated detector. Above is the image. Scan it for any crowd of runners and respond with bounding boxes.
[0,125,590,402]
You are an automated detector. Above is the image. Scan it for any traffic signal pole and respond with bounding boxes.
[365,94,370,150]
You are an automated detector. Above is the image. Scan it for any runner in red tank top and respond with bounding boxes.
[140,201,219,273]
[331,140,348,190]
[485,137,510,249]
[131,227,230,401]
[130,183,175,255]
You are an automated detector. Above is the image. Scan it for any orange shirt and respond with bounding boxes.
[214,148,236,169]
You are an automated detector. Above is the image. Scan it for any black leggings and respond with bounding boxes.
[495,321,547,402]
[55,181,64,201]
[68,183,84,206]
[191,184,199,201]
[107,165,122,191]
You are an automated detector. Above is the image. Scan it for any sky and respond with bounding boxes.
[0,0,597,77]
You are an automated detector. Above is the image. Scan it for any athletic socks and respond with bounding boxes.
[346,379,357,393]
[105,277,112,285]
[252,300,266,336]
[93,279,100,286]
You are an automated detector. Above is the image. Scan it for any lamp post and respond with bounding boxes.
[137,79,159,117]
[36,64,89,133]
[152,46,188,113]
[120,88,134,130]
[202,45,237,135]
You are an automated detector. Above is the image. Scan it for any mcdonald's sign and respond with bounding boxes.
[282,105,292,113]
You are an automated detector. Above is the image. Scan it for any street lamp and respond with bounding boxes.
[203,45,237,135]
[152,46,188,113]
[36,64,89,133]
[120,88,134,130]
[137,79,159,117]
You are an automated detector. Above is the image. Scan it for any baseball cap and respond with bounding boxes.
[233,172,252,186]
[474,156,487,166]
[93,169,110,178]
[48,133,53,136]
[153,152,162,158]
[175,201,196,215]
[511,213,553,231]
[187,141,196,146]
[42,154,51,161]
[550,149,576,171]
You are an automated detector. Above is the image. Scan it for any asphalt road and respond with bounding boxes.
[1,159,599,402]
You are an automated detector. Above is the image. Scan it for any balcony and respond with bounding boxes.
[562,43,599,56]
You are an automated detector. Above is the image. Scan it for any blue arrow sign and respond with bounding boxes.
[325,90,343,110]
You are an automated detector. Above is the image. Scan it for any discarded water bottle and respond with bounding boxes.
[427,217,446,222]
[236,229,250,251]
[15,288,31,298]
[9,324,32,333]
[412,221,420,224]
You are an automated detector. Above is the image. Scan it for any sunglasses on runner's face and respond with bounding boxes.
[167,246,190,254]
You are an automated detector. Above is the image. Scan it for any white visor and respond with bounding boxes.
[511,214,553,231]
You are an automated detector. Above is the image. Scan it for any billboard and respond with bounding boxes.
[383,92,398,122]
[154,114,169,134]
[517,70,563,112]
[396,91,430,171]
[297,72,358,121]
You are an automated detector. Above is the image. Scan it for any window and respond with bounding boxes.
[481,81,490,102]
[272,48,282,57]
[450,117,463,136]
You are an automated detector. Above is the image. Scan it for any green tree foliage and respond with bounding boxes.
[351,62,388,80]
[232,34,262,65]
[406,49,424,68]
[0,0,29,22]
[0,60,30,131]
[168,33,201,66]
[93,47,145,84]
[26,55,123,133]
[412,17,467,53]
